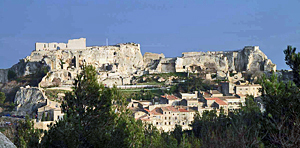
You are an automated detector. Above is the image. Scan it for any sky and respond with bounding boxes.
[0,0,300,70]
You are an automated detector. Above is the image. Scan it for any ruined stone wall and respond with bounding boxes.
[35,38,86,51]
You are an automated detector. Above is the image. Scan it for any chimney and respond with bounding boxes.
[195,91,198,98]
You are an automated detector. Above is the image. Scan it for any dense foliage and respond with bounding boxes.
[0,91,5,105]
[14,116,42,148]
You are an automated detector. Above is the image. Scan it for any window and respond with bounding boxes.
[156,122,158,125]
[44,44,46,48]
[169,112,170,114]
[175,117,177,120]
[169,117,171,120]
[182,122,185,125]
[169,122,171,125]
[165,117,167,120]
[165,122,167,125]
[54,44,56,48]
[165,112,167,114]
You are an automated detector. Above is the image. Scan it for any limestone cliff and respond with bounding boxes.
[0,132,16,148]
[14,87,46,115]
[0,39,275,90]
[27,41,144,87]
[143,52,164,68]
[144,46,276,73]
[0,59,47,84]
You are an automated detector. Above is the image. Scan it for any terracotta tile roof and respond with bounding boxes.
[144,108,150,113]
[205,97,220,100]
[161,106,179,112]
[178,108,189,112]
[205,98,227,105]
[214,98,227,105]
[162,95,180,100]
[150,108,163,115]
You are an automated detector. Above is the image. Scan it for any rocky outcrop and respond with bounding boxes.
[0,132,16,148]
[26,41,144,87]
[0,69,8,84]
[143,52,165,71]
[145,46,276,73]
[14,87,46,115]
[1,39,276,89]
[0,59,48,84]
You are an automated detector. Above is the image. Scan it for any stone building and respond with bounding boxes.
[37,99,64,122]
[159,95,181,105]
[219,81,262,97]
[235,83,261,97]
[148,106,195,131]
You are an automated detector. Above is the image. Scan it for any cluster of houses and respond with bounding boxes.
[128,81,262,132]
[33,79,262,132]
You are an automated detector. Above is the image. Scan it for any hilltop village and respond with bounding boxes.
[0,38,275,131]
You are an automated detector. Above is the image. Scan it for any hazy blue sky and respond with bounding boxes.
[1,0,300,69]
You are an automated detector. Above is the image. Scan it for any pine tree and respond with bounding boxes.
[40,65,153,147]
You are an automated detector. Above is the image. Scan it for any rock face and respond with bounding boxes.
[27,39,144,87]
[14,87,46,115]
[0,39,275,88]
[143,52,165,72]
[144,46,276,73]
[0,59,48,84]
[0,132,16,148]
[0,69,8,84]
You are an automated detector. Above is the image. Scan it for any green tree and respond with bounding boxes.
[0,91,5,105]
[172,124,183,145]
[7,70,17,81]
[284,45,300,87]
[40,65,152,147]
[260,73,300,146]
[14,116,42,148]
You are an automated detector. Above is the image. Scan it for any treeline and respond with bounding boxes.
[14,46,300,147]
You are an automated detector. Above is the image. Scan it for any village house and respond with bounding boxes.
[235,83,261,97]
[148,106,195,131]
[159,95,181,105]
[203,97,228,114]
[218,81,262,97]
[219,95,244,112]
[34,99,64,130]
[37,99,64,122]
